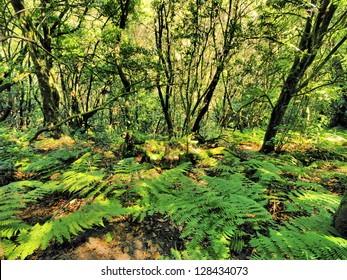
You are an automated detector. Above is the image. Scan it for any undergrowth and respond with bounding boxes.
[0,127,347,259]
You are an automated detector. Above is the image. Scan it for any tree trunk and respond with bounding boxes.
[330,58,347,128]
[34,63,60,126]
[0,107,12,122]
[157,84,174,138]
[11,0,62,137]
[260,73,299,153]
[0,81,13,123]
[154,2,175,138]
[330,93,347,128]
[334,191,347,239]
[191,67,223,134]
[260,1,338,153]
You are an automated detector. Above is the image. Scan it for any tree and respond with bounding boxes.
[103,0,136,130]
[334,191,347,238]
[9,0,62,134]
[3,0,141,136]
[330,57,347,128]
[260,0,347,153]
[153,0,246,138]
[190,0,242,135]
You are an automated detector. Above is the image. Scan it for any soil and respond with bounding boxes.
[21,197,184,260]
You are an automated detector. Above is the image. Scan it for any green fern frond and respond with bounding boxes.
[71,152,102,172]
[243,159,281,173]
[22,157,62,178]
[251,229,347,260]
[48,157,144,201]
[211,164,235,173]
[19,149,83,180]
[0,180,60,239]
[135,163,272,259]
[170,247,209,260]
[289,190,341,214]
[0,239,17,259]
[280,164,307,179]
[0,220,31,239]
[285,214,338,236]
[5,198,131,259]
[209,164,238,177]
[60,170,104,196]
[292,180,327,192]
[250,187,345,260]
[242,159,284,185]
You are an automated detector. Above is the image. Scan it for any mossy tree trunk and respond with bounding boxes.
[31,50,61,129]
[11,0,62,137]
[260,0,340,153]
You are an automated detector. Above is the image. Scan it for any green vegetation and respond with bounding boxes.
[0,0,346,260]
[1,127,346,259]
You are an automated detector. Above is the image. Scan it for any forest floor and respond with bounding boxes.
[1,128,347,260]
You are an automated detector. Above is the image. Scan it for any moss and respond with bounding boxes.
[208,146,226,156]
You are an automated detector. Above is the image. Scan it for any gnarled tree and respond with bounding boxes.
[260,0,347,153]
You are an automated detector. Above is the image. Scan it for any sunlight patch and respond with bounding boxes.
[326,135,345,142]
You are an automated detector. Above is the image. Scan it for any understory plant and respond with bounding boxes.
[1,130,347,260]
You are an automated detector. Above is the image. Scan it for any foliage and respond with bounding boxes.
[251,227,347,260]
[1,1,347,251]
[0,134,146,259]
[134,163,271,259]
[5,198,130,260]
[1,125,347,260]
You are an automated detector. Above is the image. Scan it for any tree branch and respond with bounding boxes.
[29,82,156,143]
[298,34,347,91]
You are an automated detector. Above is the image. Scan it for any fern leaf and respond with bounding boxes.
[251,228,347,260]
[134,163,272,259]
[4,198,131,259]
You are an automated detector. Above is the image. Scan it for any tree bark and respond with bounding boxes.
[0,107,12,122]
[114,0,134,130]
[260,0,338,153]
[191,66,223,134]
[0,79,14,122]
[154,2,175,138]
[334,191,347,239]
[11,0,62,136]
[260,67,301,153]
[190,0,239,136]
[330,58,347,128]
[330,93,347,128]
[157,84,174,138]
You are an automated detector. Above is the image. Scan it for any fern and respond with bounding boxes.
[0,180,60,239]
[251,228,347,260]
[15,148,84,181]
[134,163,272,259]
[0,151,147,259]
[289,190,341,215]
[47,152,108,199]
[70,152,102,172]
[60,170,105,197]
[242,159,284,185]
[6,198,131,260]
[59,156,144,200]
[2,128,346,261]
[280,164,307,179]
[250,174,347,259]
